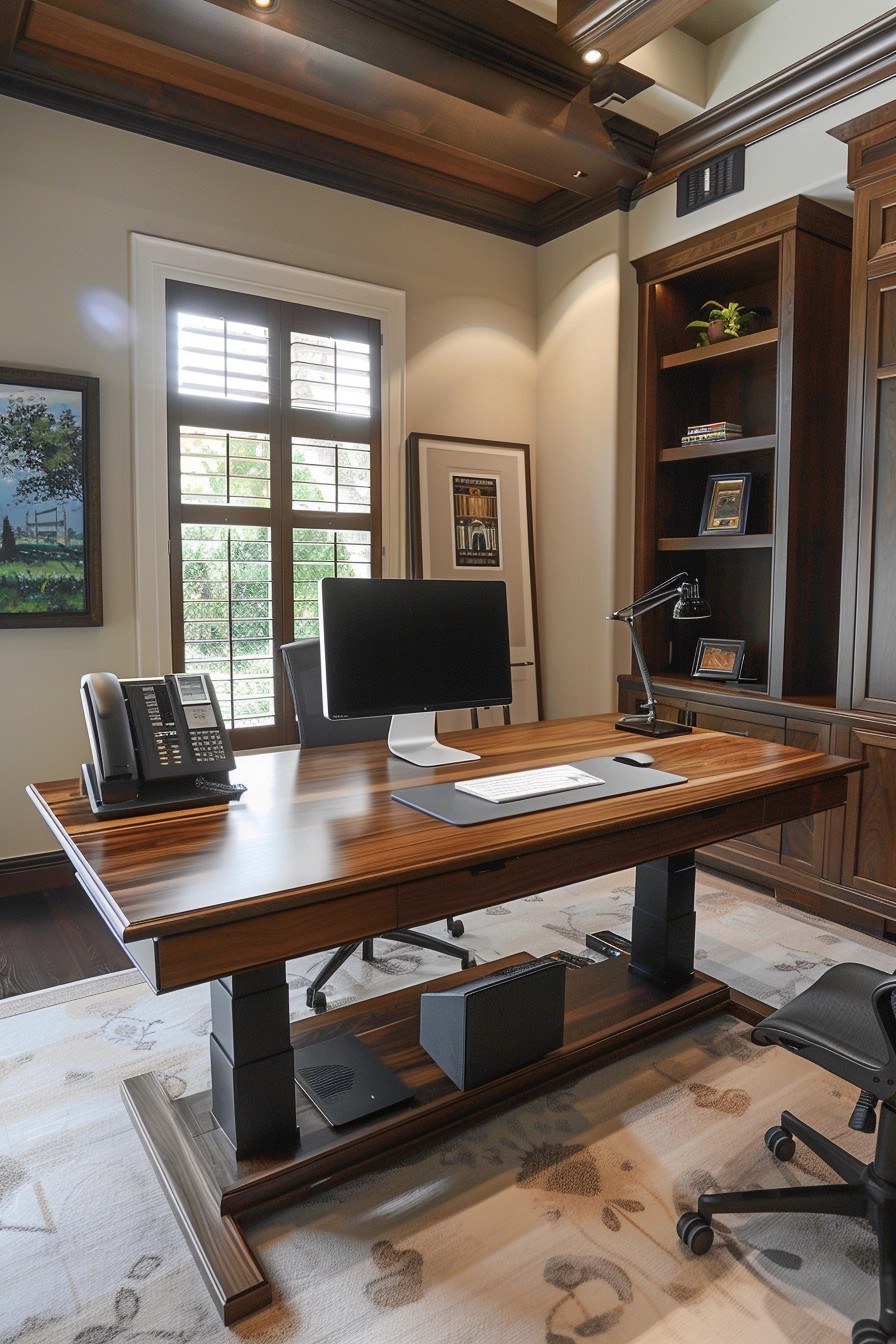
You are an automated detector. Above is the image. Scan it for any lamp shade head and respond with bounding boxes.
[672,579,711,621]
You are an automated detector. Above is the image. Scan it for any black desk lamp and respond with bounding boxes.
[609,571,710,737]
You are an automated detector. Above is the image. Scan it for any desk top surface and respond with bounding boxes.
[29,714,859,946]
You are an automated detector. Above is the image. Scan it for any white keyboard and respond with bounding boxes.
[454,764,603,804]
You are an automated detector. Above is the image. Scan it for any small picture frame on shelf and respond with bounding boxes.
[699,472,751,536]
[692,638,746,680]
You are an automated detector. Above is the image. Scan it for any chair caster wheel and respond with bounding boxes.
[449,919,464,938]
[306,988,327,1011]
[765,1124,796,1161]
[853,1320,892,1344]
[677,1211,714,1255]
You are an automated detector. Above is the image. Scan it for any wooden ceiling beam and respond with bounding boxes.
[555,0,714,64]
[17,2,652,198]
[0,0,669,242]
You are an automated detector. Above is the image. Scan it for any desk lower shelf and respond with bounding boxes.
[121,951,738,1324]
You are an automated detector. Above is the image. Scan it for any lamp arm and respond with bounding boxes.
[622,615,658,717]
[610,571,689,621]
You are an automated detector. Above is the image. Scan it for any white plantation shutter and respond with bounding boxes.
[166,280,381,748]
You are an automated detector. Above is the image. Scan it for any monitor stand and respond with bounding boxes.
[388,712,480,767]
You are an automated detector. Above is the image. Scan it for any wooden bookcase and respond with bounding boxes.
[632,197,852,701]
[619,149,896,940]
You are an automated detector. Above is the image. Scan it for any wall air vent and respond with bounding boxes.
[677,146,745,217]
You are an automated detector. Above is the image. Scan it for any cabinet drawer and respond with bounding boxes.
[686,702,785,741]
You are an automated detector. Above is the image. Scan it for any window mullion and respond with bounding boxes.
[270,297,295,738]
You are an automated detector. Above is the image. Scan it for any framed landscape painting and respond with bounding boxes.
[0,367,102,627]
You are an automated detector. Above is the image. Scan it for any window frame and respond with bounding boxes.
[130,234,406,701]
[165,279,383,746]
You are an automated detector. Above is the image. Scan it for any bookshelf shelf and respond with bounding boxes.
[659,327,778,370]
[659,434,776,463]
[657,534,774,551]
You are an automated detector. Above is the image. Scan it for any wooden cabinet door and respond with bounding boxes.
[846,274,896,714]
[840,725,896,905]
[779,719,834,880]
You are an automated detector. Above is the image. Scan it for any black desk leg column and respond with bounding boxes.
[628,851,696,987]
[209,963,298,1158]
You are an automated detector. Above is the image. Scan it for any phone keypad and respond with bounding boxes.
[191,729,229,764]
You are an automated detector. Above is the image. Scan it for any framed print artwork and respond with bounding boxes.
[699,472,751,536]
[692,637,746,680]
[0,367,102,627]
[407,433,541,722]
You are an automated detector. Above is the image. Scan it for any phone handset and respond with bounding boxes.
[80,672,140,804]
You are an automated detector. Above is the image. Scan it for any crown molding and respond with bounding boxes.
[641,10,896,198]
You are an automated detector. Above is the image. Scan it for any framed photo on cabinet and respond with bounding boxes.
[0,366,102,627]
[699,472,751,536]
[692,637,746,680]
[406,433,541,722]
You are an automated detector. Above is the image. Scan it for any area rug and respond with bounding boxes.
[1,868,893,1343]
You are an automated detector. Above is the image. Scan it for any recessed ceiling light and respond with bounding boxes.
[582,48,606,66]
[247,0,280,11]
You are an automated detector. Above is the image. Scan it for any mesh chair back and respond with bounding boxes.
[280,638,390,747]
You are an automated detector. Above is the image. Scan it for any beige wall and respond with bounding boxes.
[0,97,536,856]
[535,211,637,719]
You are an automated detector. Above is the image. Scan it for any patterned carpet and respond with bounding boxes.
[1,868,894,1343]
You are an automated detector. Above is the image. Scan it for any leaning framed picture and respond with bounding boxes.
[692,637,746,680]
[699,472,751,536]
[406,433,541,722]
[0,366,102,627]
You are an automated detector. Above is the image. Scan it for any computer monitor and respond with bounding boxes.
[318,577,512,766]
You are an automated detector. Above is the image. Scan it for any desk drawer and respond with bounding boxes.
[397,852,566,922]
[396,796,772,923]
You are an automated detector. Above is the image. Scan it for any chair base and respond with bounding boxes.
[678,1105,896,1341]
[306,926,473,1011]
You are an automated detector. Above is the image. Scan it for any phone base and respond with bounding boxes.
[81,763,244,816]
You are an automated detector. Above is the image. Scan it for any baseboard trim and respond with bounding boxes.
[0,851,76,898]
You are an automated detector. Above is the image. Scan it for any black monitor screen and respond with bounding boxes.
[319,577,512,719]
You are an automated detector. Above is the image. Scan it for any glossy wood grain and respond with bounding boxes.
[29,716,858,990]
[121,1072,272,1324]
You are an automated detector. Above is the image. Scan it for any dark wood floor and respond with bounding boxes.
[0,884,131,997]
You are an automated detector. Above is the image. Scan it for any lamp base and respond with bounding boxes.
[615,714,692,738]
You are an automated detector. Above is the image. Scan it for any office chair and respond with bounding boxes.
[280,638,473,1010]
[676,962,896,1343]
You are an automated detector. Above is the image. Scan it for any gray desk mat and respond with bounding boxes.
[391,755,687,826]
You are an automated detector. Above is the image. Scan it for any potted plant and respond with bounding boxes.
[686,300,758,346]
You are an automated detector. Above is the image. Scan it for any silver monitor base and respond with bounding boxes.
[388,711,479,767]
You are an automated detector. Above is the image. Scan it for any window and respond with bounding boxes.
[166,281,382,748]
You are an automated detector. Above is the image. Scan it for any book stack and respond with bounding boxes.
[681,420,742,445]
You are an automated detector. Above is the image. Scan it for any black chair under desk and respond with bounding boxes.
[677,961,896,1343]
[280,638,473,1010]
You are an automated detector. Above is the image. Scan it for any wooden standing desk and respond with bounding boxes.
[28,714,860,1322]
